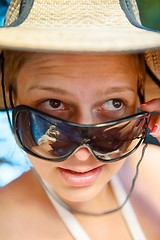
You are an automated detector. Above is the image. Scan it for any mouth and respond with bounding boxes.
[58,165,104,186]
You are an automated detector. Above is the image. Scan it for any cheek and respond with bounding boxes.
[102,159,126,180]
[28,154,58,180]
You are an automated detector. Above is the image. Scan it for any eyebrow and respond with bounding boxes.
[28,86,71,95]
[104,86,136,94]
[27,85,135,96]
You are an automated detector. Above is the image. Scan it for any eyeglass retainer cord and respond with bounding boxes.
[31,143,148,216]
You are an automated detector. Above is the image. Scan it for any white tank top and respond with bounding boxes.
[37,175,147,240]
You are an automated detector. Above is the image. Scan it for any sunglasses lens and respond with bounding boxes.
[14,109,82,161]
[13,106,149,162]
[89,117,147,160]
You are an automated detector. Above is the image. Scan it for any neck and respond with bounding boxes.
[50,181,118,216]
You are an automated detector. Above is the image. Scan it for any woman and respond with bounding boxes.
[0,0,160,239]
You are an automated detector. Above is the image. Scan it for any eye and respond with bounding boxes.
[49,99,64,109]
[39,99,65,111]
[101,99,124,111]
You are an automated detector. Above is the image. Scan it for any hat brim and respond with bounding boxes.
[0,25,160,53]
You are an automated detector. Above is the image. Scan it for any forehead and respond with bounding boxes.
[16,53,139,98]
[18,53,139,79]
[22,53,138,68]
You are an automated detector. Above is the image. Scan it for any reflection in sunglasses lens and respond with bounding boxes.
[13,106,149,162]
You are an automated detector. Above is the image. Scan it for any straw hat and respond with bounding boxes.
[0,0,160,81]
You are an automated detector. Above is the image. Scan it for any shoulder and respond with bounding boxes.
[0,171,36,214]
[0,171,66,239]
[0,171,32,238]
[121,143,160,214]
[136,143,160,206]
[131,143,160,180]
[0,170,54,211]
[143,143,160,159]
[121,143,160,239]
[126,143,160,173]
[0,170,54,225]
[126,143,160,194]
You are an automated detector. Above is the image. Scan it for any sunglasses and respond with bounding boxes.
[12,105,150,163]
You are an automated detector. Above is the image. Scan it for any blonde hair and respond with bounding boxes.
[4,50,36,98]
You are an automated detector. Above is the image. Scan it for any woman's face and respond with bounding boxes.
[16,54,139,205]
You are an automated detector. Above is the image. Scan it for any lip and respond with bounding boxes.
[58,165,104,187]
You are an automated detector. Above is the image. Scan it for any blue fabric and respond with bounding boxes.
[0,111,30,187]
[0,0,11,26]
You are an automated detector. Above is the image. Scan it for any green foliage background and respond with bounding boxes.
[137,0,160,30]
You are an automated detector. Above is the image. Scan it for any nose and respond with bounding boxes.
[74,147,92,161]
[70,109,96,161]
[72,108,97,125]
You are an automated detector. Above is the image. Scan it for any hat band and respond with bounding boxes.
[7,0,34,27]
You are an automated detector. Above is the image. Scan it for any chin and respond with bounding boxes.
[53,179,108,207]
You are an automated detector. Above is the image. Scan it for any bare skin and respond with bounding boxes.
[0,144,160,240]
[0,54,160,239]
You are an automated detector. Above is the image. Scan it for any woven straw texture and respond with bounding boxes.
[0,0,160,81]
[6,0,139,27]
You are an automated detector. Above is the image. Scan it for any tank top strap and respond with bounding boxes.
[43,180,91,240]
[111,176,147,240]
[39,172,147,240]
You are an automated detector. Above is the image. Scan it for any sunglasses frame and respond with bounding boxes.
[13,105,150,163]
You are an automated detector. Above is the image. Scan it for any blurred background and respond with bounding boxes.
[0,0,160,187]
[137,0,160,30]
